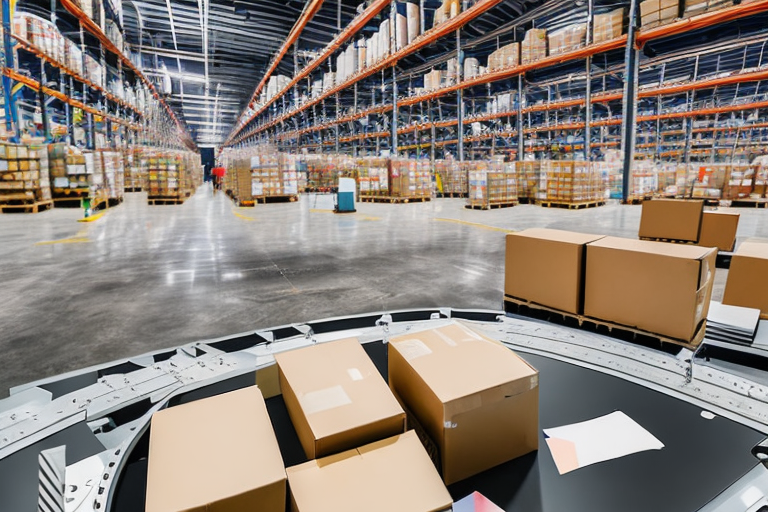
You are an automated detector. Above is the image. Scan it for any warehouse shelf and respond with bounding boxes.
[229,0,508,144]
[2,68,139,129]
[11,34,143,118]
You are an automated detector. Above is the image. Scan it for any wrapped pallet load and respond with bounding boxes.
[548,23,587,56]
[593,8,624,43]
[464,57,480,80]
[521,28,547,64]
[488,42,520,71]
[640,0,679,28]
[396,4,408,51]
[684,0,731,17]
[407,2,420,43]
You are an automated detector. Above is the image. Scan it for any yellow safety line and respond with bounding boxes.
[36,227,91,245]
[77,211,106,222]
[232,209,257,221]
[434,218,515,233]
[310,208,334,213]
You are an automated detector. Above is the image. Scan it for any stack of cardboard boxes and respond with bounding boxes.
[516,160,541,203]
[593,8,624,43]
[432,0,461,28]
[547,23,587,56]
[683,0,731,17]
[146,329,540,511]
[389,158,432,199]
[0,143,51,210]
[435,159,467,196]
[487,42,520,72]
[639,0,679,29]
[538,160,604,205]
[357,156,390,196]
[466,161,518,208]
[639,198,739,252]
[521,28,548,64]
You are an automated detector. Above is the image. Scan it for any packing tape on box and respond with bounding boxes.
[299,385,353,415]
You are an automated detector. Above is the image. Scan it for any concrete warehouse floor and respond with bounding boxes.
[1,185,767,397]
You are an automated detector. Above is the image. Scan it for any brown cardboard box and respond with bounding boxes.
[287,431,452,512]
[698,211,739,252]
[585,237,716,341]
[145,386,286,512]
[388,322,539,484]
[506,228,606,314]
[275,337,406,459]
[594,7,624,44]
[639,199,704,242]
[723,239,768,319]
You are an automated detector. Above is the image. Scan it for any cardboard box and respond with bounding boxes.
[275,337,406,459]
[723,239,768,319]
[506,228,606,314]
[698,211,739,252]
[584,237,716,341]
[388,322,539,484]
[287,431,451,512]
[639,199,704,242]
[145,386,286,512]
[594,7,624,44]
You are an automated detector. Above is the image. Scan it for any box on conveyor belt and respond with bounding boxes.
[388,321,539,484]
[275,337,406,459]
[506,228,606,314]
[698,211,739,252]
[585,237,716,342]
[683,0,731,17]
[547,23,587,56]
[723,239,768,319]
[639,198,704,242]
[145,386,286,512]
[593,7,624,43]
[521,28,547,64]
[287,431,452,512]
[640,0,679,28]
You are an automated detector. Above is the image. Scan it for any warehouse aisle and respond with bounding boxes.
[2,190,768,396]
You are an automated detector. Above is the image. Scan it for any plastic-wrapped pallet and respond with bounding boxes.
[521,29,547,64]
[593,8,624,44]
[464,58,480,79]
[433,0,460,28]
[379,20,391,60]
[683,0,731,16]
[357,39,367,70]
[640,0,679,28]
[406,2,419,44]
[548,23,586,56]
[395,9,407,50]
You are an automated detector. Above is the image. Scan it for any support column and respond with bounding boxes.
[620,0,640,203]
[1,0,18,138]
[390,0,398,155]
[516,74,524,161]
[456,28,464,161]
[584,0,593,159]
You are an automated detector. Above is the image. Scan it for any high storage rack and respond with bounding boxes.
[222,0,768,206]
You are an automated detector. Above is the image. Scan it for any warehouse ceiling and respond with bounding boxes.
[122,0,362,145]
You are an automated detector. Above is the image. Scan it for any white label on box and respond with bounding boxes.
[394,338,432,360]
[300,385,352,415]
[54,177,68,188]
[347,368,364,381]
[252,182,263,196]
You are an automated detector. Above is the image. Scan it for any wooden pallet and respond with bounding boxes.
[253,195,299,204]
[0,199,53,213]
[517,197,536,205]
[107,197,124,208]
[537,200,605,210]
[359,195,431,204]
[148,196,185,206]
[730,199,768,209]
[625,196,653,205]
[124,187,143,193]
[236,199,256,207]
[464,201,517,210]
[436,192,467,198]
[503,295,704,352]
[639,236,697,245]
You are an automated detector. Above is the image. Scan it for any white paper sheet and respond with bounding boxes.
[707,301,761,335]
[543,411,664,475]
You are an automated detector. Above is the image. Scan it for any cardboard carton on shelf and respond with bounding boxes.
[683,0,732,17]
[593,7,624,43]
[723,238,768,319]
[274,337,406,459]
[640,0,679,28]
[145,386,286,512]
[638,198,704,242]
[521,28,547,64]
[547,23,587,56]
[388,321,539,485]
[698,211,739,252]
[407,2,420,44]
[584,237,717,342]
[287,431,452,512]
[506,228,605,314]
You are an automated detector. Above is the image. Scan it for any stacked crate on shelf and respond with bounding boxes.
[370,158,431,203]
[181,151,202,196]
[50,148,106,208]
[124,147,146,192]
[98,150,125,206]
[537,160,605,208]
[628,160,659,203]
[0,143,52,213]
[435,159,467,197]
[305,155,336,192]
[466,160,518,209]
[722,164,754,201]
[516,161,540,203]
[357,157,390,197]
[248,150,300,203]
[690,163,729,203]
[147,152,184,205]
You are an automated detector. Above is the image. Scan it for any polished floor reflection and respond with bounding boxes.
[2,185,767,396]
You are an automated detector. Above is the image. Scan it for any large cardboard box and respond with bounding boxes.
[698,211,739,252]
[723,239,768,319]
[584,237,717,341]
[287,431,452,512]
[388,322,539,485]
[506,228,606,314]
[145,386,286,512]
[639,198,704,242]
[275,337,406,459]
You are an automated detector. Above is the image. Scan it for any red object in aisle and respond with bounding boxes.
[212,167,226,178]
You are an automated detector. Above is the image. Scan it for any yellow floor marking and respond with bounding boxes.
[434,218,515,233]
[232,209,257,221]
[36,227,91,245]
[310,208,335,213]
[77,211,106,223]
